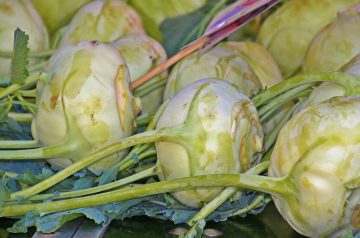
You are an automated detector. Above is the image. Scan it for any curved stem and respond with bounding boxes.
[26,165,160,201]
[258,84,311,118]
[0,140,74,160]
[0,140,39,149]
[1,174,291,217]
[0,49,56,58]
[133,78,167,98]
[0,72,46,99]
[8,112,33,122]
[187,162,269,226]
[10,128,177,199]
[252,72,360,107]
[231,193,268,216]
[17,89,36,98]
[264,102,301,152]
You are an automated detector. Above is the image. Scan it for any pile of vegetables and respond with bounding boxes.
[0,0,359,237]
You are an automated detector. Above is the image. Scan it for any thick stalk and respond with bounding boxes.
[1,174,291,217]
[10,128,178,199]
[27,165,159,201]
[258,84,311,118]
[0,141,75,160]
[187,162,269,226]
[264,102,301,151]
[8,112,33,122]
[0,140,39,149]
[252,72,360,107]
[0,72,46,99]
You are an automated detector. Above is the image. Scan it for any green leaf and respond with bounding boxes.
[71,176,95,191]
[160,0,228,57]
[98,166,118,186]
[0,176,11,207]
[10,28,30,85]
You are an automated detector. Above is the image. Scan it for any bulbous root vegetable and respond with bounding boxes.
[0,41,140,175]
[0,72,358,189]
[1,97,360,238]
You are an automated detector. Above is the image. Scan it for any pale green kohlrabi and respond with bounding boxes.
[111,32,167,113]
[0,0,49,77]
[163,41,283,99]
[30,41,140,175]
[156,79,263,207]
[163,41,286,135]
[302,53,360,108]
[303,5,360,73]
[57,0,144,47]
[31,0,92,34]
[258,0,360,76]
[127,0,206,41]
[267,96,360,237]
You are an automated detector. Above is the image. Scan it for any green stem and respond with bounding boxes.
[136,111,155,127]
[0,140,39,149]
[29,61,48,72]
[0,99,37,109]
[133,79,167,98]
[258,84,311,118]
[0,72,46,99]
[252,72,360,107]
[187,162,269,226]
[264,102,301,152]
[1,174,290,217]
[231,194,268,216]
[17,89,36,98]
[118,147,156,172]
[15,94,36,114]
[0,49,56,58]
[27,165,160,201]
[10,128,176,199]
[8,112,33,122]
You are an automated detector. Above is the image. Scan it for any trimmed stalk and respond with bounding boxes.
[0,173,290,217]
[252,72,360,107]
[9,127,184,199]
[8,112,33,122]
[0,72,47,99]
[187,161,270,226]
[25,165,160,201]
[0,140,39,149]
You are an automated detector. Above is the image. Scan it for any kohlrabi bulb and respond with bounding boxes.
[303,5,360,73]
[32,41,140,174]
[156,79,263,207]
[0,0,49,77]
[111,32,167,113]
[57,0,144,47]
[269,96,360,237]
[163,41,283,100]
[31,0,91,34]
[128,0,206,41]
[258,0,360,76]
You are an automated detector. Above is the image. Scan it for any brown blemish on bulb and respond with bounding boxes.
[50,95,59,109]
[351,204,360,229]
[0,3,14,15]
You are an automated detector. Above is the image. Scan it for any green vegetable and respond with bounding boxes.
[128,0,206,41]
[111,32,167,113]
[31,0,92,34]
[57,0,144,47]
[258,0,360,76]
[0,0,49,78]
[156,79,263,207]
[2,41,140,175]
[303,5,360,73]
[2,96,359,236]
[163,41,283,99]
